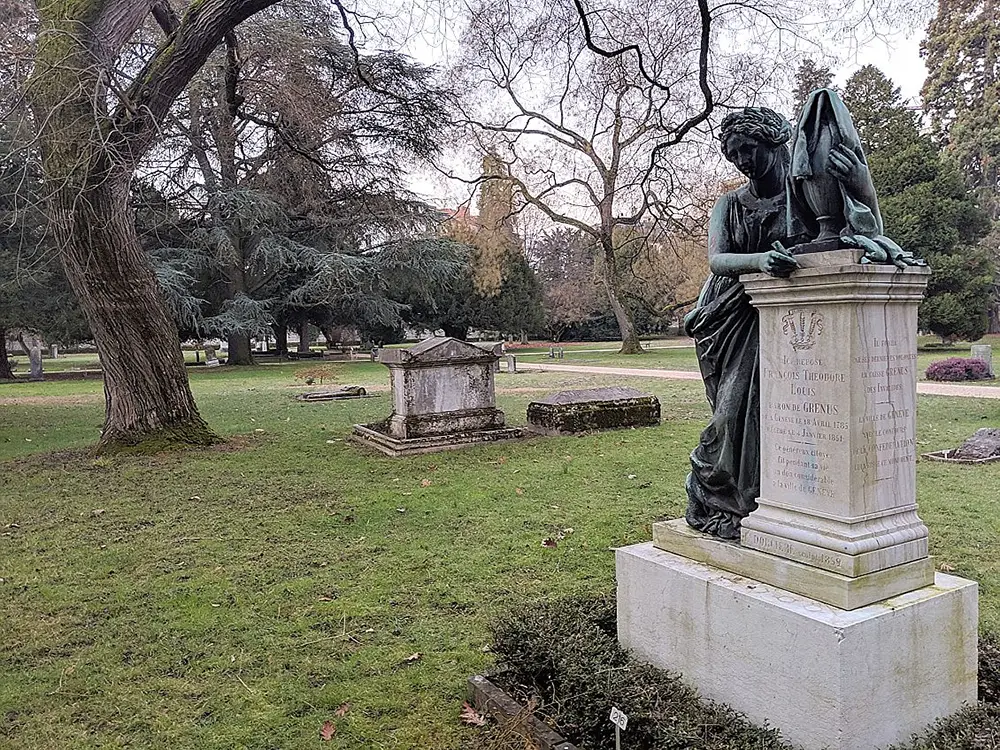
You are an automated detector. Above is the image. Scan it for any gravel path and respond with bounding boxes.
[516,362,1000,399]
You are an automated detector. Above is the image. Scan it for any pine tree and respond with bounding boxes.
[844,66,993,342]
[921,0,1000,216]
[791,59,834,115]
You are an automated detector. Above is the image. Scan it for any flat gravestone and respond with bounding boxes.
[954,428,1000,460]
[527,387,660,436]
[924,426,1000,464]
[296,385,369,402]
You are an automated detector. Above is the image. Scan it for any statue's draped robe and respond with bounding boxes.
[683,187,794,539]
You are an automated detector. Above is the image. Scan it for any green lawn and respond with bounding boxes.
[1,362,999,748]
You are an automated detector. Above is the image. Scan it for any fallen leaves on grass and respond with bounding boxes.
[403,652,422,664]
[515,487,524,496]
[420,479,432,487]
[320,720,336,740]
[334,702,351,717]
[460,701,487,727]
[541,538,558,548]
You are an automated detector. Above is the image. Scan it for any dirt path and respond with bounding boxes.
[517,362,1000,399]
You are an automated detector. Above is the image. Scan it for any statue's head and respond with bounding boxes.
[719,107,792,180]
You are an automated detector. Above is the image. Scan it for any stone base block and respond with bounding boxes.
[388,407,506,439]
[617,543,978,750]
[350,423,523,457]
[526,387,660,435]
[653,519,934,609]
[740,501,929,576]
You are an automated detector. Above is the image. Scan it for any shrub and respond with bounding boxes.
[479,595,1000,750]
[485,594,793,750]
[925,357,992,382]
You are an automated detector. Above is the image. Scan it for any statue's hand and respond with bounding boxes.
[758,249,799,277]
[826,143,871,199]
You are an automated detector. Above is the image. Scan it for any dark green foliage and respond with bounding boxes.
[792,58,834,114]
[981,631,1000,705]
[887,705,1000,749]
[842,66,994,343]
[487,595,1000,750]
[487,594,793,750]
[400,242,544,339]
[0,121,89,362]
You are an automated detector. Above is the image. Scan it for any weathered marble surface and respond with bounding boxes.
[617,542,978,750]
[739,258,932,578]
[526,386,660,435]
[351,337,521,456]
[653,518,933,609]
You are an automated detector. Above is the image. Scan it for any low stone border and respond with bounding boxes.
[467,675,578,750]
[921,449,1000,465]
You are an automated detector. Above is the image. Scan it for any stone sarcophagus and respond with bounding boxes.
[351,337,522,456]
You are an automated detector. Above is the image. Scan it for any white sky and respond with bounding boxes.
[835,29,926,103]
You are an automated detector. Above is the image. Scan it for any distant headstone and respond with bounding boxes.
[204,345,220,368]
[527,386,660,435]
[548,346,556,358]
[557,347,565,359]
[351,337,521,456]
[971,344,993,376]
[506,354,517,373]
[48,344,58,359]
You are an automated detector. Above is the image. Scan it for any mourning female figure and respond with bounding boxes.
[683,108,802,539]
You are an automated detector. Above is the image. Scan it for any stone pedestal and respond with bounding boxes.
[743,259,934,605]
[617,543,978,750]
[351,337,521,456]
[621,254,980,747]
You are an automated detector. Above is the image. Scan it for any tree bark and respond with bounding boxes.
[57,179,218,451]
[297,320,311,353]
[272,321,288,357]
[598,242,642,354]
[0,330,14,380]
[25,0,282,452]
[226,334,254,365]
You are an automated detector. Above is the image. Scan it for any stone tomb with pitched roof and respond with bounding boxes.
[351,337,522,457]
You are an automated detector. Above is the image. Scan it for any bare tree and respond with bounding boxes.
[455,0,718,353]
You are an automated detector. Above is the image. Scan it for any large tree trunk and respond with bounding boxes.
[442,324,469,340]
[272,321,288,357]
[56,179,219,451]
[297,320,311,353]
[25,0,291,452]
[598,243,641,354]
[0,330,14,380]
[226,334,254,365]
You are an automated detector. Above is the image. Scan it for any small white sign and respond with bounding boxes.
[609,706,628,731]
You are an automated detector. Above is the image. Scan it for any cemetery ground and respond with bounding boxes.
[1,360,999,748]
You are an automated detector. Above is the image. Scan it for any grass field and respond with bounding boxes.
[1,361,999,748]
